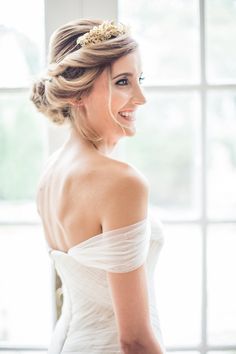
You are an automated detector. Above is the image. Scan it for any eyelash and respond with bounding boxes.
[116,76,145,86]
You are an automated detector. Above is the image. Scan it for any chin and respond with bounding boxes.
[123,125,136,137]
[114,122,136,139]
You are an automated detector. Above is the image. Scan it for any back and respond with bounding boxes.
[36,145,148,252]
[37,144,165,354]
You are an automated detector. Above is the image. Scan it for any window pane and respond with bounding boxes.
[0,92,47,202]
[0,202,40,224]
[206,0,236,83]
[119,0,200,84]
[156,224,202,346]
[0,225,53,346]
[207,91,236,219]
[207,224,236,345]
[122,90,201,220]
[0,0,45,87]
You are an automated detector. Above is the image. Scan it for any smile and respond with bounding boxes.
[118,111,136,121]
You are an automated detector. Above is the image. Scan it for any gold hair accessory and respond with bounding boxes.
[76,20,129,47]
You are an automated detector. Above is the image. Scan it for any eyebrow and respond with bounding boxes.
[112,72,143,80]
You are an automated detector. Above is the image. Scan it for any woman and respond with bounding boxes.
[31,19,165,354]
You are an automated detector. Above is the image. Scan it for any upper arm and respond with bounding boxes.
[107,264,153,345]
[100,167,153,343]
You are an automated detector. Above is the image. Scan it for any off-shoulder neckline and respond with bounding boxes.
[48,217,149,255]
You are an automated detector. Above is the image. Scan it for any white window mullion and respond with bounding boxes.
[44,0,83,51]
[199,0,207,353]
[44,0,83,155]
[82,0,118,20]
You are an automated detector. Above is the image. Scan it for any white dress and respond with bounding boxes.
[47,215,166,354]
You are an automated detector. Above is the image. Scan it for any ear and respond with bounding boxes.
[68,98,84,107]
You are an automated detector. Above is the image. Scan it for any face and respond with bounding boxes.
[80,50,146,143]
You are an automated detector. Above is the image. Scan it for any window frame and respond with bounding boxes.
[136,0,236,352]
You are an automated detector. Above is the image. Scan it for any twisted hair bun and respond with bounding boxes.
[30,77,71,125]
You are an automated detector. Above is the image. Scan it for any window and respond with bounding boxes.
[0,0,53,352]
[119,0,236,352]
[1,0,235,352]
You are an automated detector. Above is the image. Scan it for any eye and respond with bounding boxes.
[116,78,129,86]
[139,76,145,84]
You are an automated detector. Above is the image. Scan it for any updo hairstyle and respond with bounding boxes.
[30,19,138,142]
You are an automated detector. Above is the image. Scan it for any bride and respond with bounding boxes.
[31,18,165,354]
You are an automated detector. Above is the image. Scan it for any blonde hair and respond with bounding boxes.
[30,18,138,143]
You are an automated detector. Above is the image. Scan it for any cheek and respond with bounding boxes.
[88,94,106,112]
[111,89,131,110]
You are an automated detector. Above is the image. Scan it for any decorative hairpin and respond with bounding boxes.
[76,20,129,47]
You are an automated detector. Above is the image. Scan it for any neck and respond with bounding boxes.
[64,126,119,156]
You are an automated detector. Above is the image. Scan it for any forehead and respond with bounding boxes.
[111,50,142,75]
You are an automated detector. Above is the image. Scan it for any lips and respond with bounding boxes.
[118,110,136,121]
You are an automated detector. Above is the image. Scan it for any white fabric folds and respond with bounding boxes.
[67,218,151,273]
[47,217,165,354]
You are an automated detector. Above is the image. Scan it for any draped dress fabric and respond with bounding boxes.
[47,216,166,354]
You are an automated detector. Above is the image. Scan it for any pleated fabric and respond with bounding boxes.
[47,216,166,354]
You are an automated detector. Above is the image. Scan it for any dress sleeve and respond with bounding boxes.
[68,218,151,273]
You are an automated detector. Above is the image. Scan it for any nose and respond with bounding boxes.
[131,84,147,105]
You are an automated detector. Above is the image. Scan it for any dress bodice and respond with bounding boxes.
[47,215,165,354]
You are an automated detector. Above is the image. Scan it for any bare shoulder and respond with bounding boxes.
[108,158,148,184]
[98,157,150,230]
[57,154,149,232]
[107,158,149,198]
[70,154,149,190]
[98,156,149,198]
[36,148,63,190]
